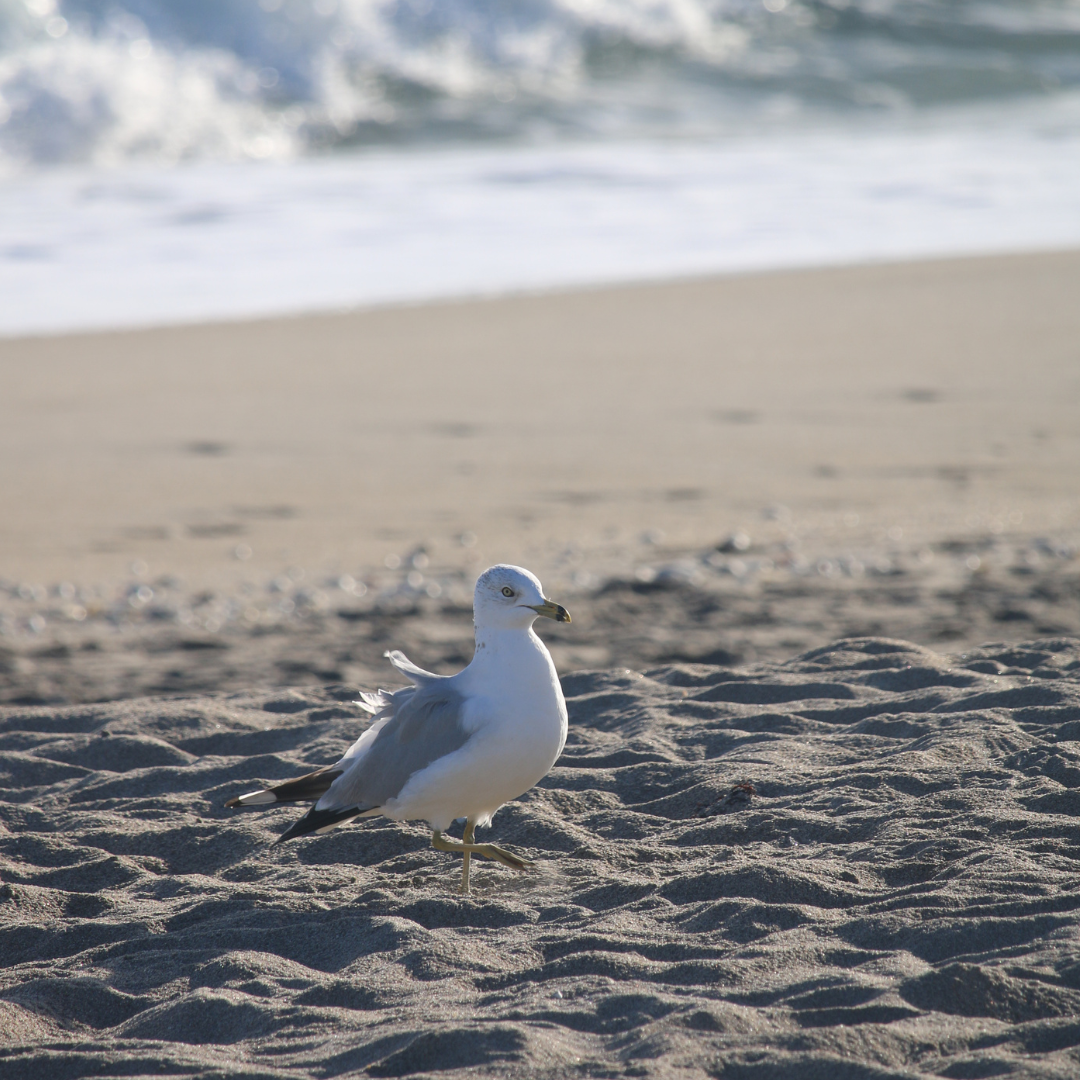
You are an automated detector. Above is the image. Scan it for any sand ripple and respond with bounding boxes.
[3,637,1080,1078]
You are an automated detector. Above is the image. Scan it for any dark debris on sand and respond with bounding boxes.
[3,638,1080,1078]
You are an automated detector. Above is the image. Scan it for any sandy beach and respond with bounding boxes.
[3,251,1080,1078]
[2,250,1080,702]
[4,637,1080,1078]
[3,249,1079,591]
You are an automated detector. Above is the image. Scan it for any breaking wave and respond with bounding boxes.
[1,0,1079,170]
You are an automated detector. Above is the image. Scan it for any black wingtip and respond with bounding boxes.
[275,804,371,844]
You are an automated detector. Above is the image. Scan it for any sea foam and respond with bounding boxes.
[3,119,1079,337]
[3,2,1079,334]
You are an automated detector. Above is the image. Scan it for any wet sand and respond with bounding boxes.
[2,249,1079,591]
[1,249,1079,706]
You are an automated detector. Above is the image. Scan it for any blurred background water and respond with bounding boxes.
[2,0,1079,334]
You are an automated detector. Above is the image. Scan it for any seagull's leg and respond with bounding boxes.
[461,818,476,894]
[431,829,534,891]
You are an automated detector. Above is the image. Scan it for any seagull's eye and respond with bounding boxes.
[501,586,514,597]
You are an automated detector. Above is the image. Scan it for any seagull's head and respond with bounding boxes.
[473,564,571,631]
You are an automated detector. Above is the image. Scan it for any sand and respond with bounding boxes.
[3,251,1080,1077]
[1,523,1080,707]
[2,250,1079,590]
[2,249,1080,706]
[3,636,1080,1079]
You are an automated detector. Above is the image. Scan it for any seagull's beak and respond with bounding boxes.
[529,599,571,623]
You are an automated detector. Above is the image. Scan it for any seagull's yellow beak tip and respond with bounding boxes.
[531,600,571,623]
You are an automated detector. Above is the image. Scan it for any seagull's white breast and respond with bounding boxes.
[387,626,567,830]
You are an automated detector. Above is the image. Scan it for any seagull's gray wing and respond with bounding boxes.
[273,680,472,842]
[324,680,471,808]
[229,648,466,841]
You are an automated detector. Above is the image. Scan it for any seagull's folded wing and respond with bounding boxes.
[227,653,474,841]
[319,681,473,811]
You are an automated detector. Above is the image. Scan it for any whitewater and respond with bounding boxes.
[2,0,1079,336]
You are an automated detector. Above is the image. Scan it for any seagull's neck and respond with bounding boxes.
[472,622,546,664]
[467,620,564,720]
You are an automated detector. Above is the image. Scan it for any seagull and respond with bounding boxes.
[226,564,570,893]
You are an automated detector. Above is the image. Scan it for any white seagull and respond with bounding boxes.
[226,564,571,893]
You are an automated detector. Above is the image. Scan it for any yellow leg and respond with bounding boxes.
[461,819,475,894]
[431,826,534,895]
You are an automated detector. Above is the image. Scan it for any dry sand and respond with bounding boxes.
[3,636,1080,1079]
[3,251,1080,1077]
[1,524,1080,707]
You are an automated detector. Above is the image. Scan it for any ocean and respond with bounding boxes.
[2,0,1079,336]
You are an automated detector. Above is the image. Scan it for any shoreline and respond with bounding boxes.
[4,240,1079,346]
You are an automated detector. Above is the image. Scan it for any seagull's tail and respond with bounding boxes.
[225,766,344,808]
[276,802,381,843]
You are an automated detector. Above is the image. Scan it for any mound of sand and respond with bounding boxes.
[3,637,1080,1078]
